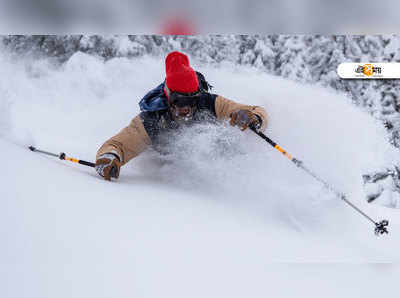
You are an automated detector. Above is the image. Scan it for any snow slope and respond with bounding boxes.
[1,52,400,298]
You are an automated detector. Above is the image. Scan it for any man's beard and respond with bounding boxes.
[170,106,197,124]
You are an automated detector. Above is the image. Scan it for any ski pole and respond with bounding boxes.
[28,146,95,168]
[250,127,389,236]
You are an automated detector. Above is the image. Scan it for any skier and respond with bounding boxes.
[95,51,268,180]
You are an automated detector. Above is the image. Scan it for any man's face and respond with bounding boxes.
[168,90,200,122]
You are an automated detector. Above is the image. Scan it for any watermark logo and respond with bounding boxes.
[354,64,381,77]
[337,63,398,79]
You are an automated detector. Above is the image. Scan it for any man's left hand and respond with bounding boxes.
[230,109,261,131]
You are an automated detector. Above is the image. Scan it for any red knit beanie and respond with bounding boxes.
[165,51,199,93]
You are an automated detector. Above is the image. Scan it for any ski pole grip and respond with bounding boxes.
[79,160,95,168]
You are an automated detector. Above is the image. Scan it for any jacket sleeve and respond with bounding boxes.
[96,115,152,165]
[214,95,268,131]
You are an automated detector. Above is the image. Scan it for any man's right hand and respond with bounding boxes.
[95,153,121,181]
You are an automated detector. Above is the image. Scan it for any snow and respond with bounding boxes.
[1,52,400,298]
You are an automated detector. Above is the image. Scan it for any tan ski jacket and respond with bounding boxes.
[97,95,267,165]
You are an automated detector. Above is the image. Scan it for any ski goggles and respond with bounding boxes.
[169,91,201,108]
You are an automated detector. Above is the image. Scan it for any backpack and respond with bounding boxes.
[196,71,213,92]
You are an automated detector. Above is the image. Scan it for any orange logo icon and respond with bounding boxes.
[363,64,374,76]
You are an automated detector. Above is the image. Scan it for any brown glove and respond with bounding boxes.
[95,153,121,181]
[230,109,261,131]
